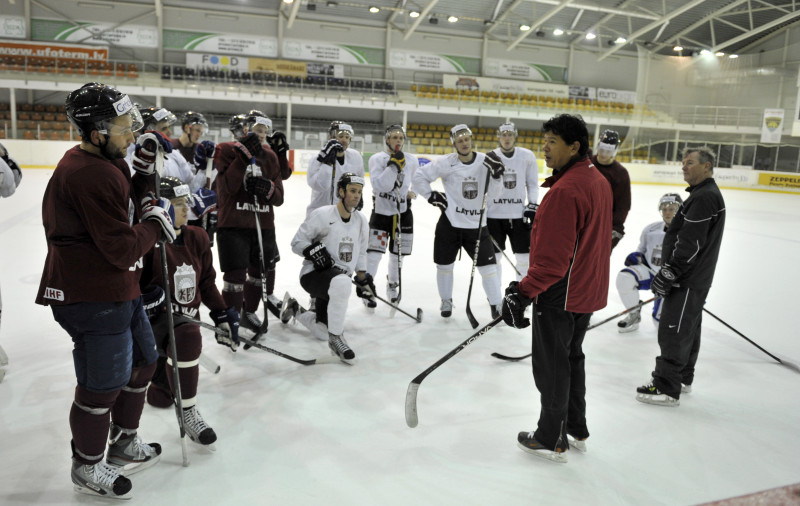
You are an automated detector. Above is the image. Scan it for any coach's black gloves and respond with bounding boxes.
[502,281,531,329]
[651,266,677,297]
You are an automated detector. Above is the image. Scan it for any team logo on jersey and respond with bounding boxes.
[462,177,478,199]
[651,245,662,267]
[338,236,354,263]
[173,263,197,305]
[503,170,517,189]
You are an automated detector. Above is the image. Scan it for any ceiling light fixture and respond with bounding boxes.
[728,54,738,59]
[520,24,531,31]
[409,11,420,18]
[448,16,458,23]
[615,37,626,44]
[369,6,380,13]
[585,32,596,40]
[673,45,683,51]
[715,51,724,56]
[700,49,711,56]
[553,28,564,36]
[282,0,293,4]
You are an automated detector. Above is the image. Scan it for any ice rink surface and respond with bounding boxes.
[1,168,799,505]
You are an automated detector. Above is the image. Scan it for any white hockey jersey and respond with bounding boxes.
[0,156,22,198]
[125,144,208,192]
[291,204,369,278]
[487,147,539,219]
[636,221,667,268]
[368,151,419,216]
[412,152,502,229]
[306,148,365,217]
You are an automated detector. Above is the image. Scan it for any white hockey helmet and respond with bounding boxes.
[449,124,473,143]
[498,122,518,137]
[658,193,683,211]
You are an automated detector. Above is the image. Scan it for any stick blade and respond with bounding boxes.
[416,308,423,323]
[466,308,479,329]
[405,382,420,428]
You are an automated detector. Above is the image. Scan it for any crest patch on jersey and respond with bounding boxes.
[462,177,478,199]
[503,170,517,189]
[339,236,354,263]
[173,263,197,305]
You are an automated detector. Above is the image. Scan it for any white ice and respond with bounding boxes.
[1,170,799,505]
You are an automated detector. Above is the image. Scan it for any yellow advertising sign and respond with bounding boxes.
[758,173,800,189]
[248,58,307,77]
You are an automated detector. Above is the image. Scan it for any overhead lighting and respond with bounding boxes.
[715,51,724,56]
[615,37,626,44]
[585,32,596,40]
[409,11,420,18]
[673,45,683,51]
[448,16,458,23]
[520,24,531,31]
[553,28,564,36]
[728,54,739,59]
[368,6,379,13]
[700,49,711,56]
[326,1,338,6]
[282,0,293,4]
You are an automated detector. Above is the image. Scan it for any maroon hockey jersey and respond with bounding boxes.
[170,137,195,167]
[142,225,226,320]
[36,146,161,305]
[214,141,284,230]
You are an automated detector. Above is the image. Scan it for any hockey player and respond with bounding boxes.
[141,177,239,449]
[616,193,683,333]
[412,124,505,319]
[169,110,216,228]
[36,83,172,498]
[214,110,284,344]
[170,111,208,164]
[487,122,539,285]
[290,173,375,364]
[636,147,726,406]
[306,121,366,217]
[590,130,631,249]
[229,113,246,140]
[365,124,418,307]
[0,142,22,383]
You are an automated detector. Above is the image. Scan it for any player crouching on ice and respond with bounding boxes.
[141,177,239,449]
[616,193,683,332]
[289,173,375,364]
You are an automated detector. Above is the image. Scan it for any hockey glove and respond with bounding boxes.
[317,139,343,164]
[388,150,406,171]
[0,142,22,185]
[355,273,377,300]
[193,140,216,170]
[210,306,240,351]
[189,188,217,217]
[303,241,334,271]
[141,195,176,243]
[611,230,624,249]
[243,161,275,203]
[624,251,647,266]
[141,284,167,320]
[522,203,538,225]
[651,266,677,297]
[267,132,289,157]
[131,134,159,175]
[502,281,531,329]
[427,191,448,211]
[236,132,263,160]
[483,151,505,179]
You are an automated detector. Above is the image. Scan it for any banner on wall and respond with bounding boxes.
[306,62,344,78]
[569,86,596,100]
[597,88,637,104]
[283,39,383,65]
[165,29,277,57]
[441,74,569,97]
[390,49,480,74]
[0,16,26,39]
[0,40,107,60]
[249,58,307,77]
[31,19,157,48]
[760,109,784,143]
[484,59,567,82]
[185,53,249,71]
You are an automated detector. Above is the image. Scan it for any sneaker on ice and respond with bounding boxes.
[183,406,217,447]
[517,431,567,463]
[106,423,161,475]
[635,381,679,406]
[567,434,587,453]
[279,292,300,324]
[328,333,355,363]
[440,298,454,318]
[617,309,641,333]
[386,280,399,303]
[72,458,132,499]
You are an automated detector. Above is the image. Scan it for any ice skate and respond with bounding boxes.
[266,294,283,319]
[567,434,587,453]
[386,279,400,303]
[440,298,453,318]
[296,310,328,341]
[681,383,692,394]
[240,311,266,349]
[183,406,217,450]
[491,305,501,320]
[72,458,132,499]
[362,296,377,312]
[106,423,161,475]
[635,381,679,406]
[328,333,355,364]
[517,431,567,463]
[279,292,300,324]
[617,309,641,333]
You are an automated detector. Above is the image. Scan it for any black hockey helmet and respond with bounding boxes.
[329,120,344,138]
[159,176,191,201]
[65,82,143,139]
[244,109,272,135]
[658,193,683,211]
[336,172,365,197]
[497,121,518,137]
[140,106,176,131]
[181,111,207,129]
[229,113,246,138]
[384,124,405,139]
[599,129,620,147]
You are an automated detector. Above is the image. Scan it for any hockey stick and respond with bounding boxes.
[174,314,338,366]
[489,235,522,277]
[153,151,190,467]
[242,157,270,349]
[465,168,493,329]
[405,315,503,428]
[703,308,800,374]
[352,280,422,323]
[198,353,220,374]
[491,298,656,362]
[390,185,403,318]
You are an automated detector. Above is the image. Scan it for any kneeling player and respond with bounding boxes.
[290,173,375,364]
[616,193,682,332]
[142,177,240,448]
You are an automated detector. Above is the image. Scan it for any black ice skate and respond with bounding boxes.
[106,423,162,475]
[517,431,567,463]
[241,311,267,349]
[635,381,680,406]
[71,458,132,499]
[183,405,217,450]
[328,333,355,364]
[279,291,300,324]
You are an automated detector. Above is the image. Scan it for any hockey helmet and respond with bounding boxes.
[181,111,207,130]
[66,82,143,139]
[336,172,365,196]
[497,122,518,137]
[159,176,191,201]
[449,124,473,143]
[140,106,176,132]
[384,123,405,139]
[244,109,272,135]
[229,114,246,138]
[658,193,683,211]
[598,129,620,147]
[331,122,354,138]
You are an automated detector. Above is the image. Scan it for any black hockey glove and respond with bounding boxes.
[141,285,167,320]
[522,203,538,225]
[317,139,343,164]
[483,151,505,179]
[210,307,240,351]
[611,230,624,249]
[303,241,334,271]
[267,132,289,158]
[244,175,274,203]
[501,281,531,329]
[237,132,263,160]
[388,150,405,171]
[624,252,646,266]
[427,191,448,211]
[355,273,377,300]
[651,266,677,297]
